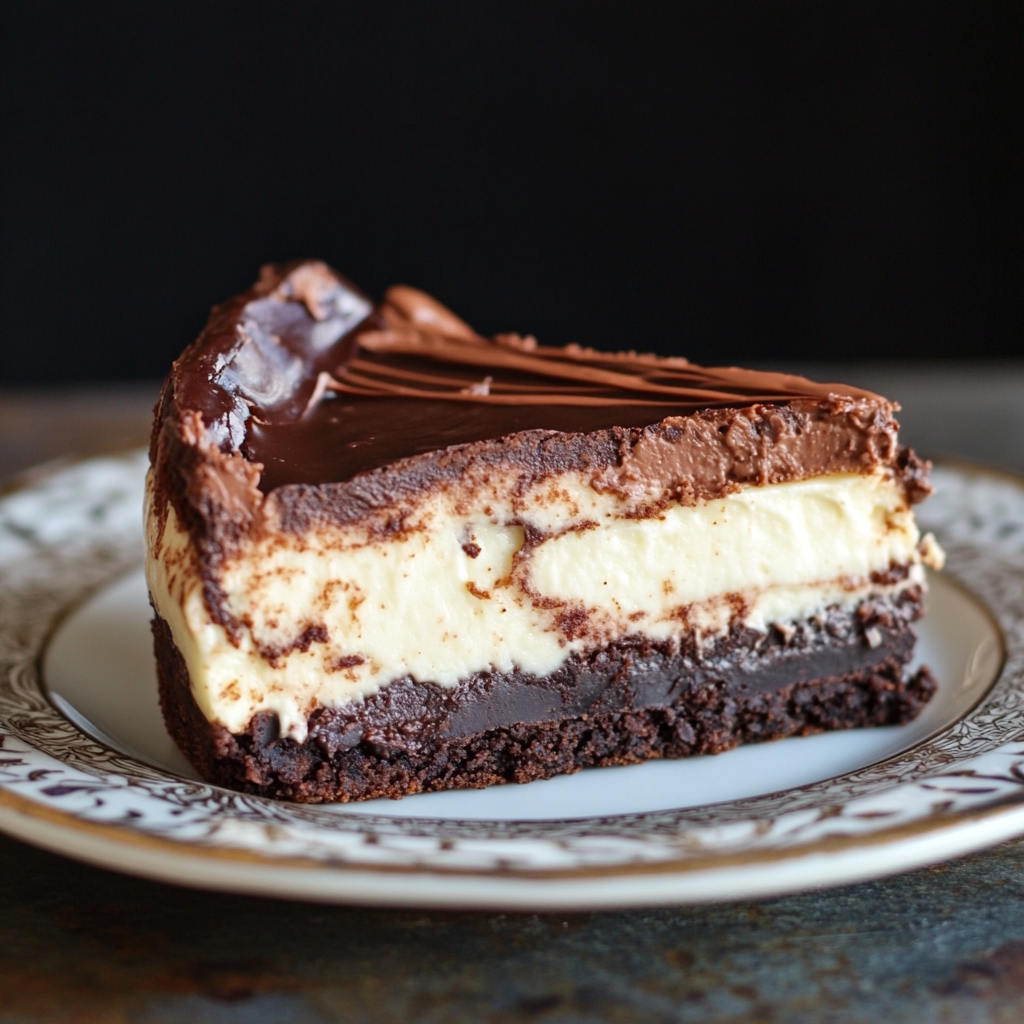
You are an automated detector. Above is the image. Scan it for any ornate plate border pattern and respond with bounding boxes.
[0,453,1023,892]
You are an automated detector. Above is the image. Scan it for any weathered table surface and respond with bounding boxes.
[1,363,1023,1024]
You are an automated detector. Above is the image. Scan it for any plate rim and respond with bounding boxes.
[4,787,1024,909]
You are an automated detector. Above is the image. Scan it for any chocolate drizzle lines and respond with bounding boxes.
[305,307,852,414]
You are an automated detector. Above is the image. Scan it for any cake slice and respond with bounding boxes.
[146,260,943,802]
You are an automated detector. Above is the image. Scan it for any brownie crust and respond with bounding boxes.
[152,601,937,804]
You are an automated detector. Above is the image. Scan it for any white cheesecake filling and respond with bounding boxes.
[146,469,939,741]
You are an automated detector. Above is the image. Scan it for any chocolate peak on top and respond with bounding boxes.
[167,260,882,492]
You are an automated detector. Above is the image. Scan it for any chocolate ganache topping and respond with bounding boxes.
[165,260,888,495]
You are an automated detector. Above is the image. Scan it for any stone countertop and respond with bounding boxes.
[0,364,1022,1024]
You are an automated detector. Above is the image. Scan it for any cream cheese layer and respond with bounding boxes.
[146,469,941,741]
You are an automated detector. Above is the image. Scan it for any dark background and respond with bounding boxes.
[2,0,1021,384]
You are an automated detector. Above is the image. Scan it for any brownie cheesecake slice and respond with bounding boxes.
[146,260,944,802]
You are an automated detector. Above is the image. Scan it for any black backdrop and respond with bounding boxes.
[2,1,1021,383]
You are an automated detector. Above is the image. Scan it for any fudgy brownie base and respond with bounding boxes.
[152,611,937,804]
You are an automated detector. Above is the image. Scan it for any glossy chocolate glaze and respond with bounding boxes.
[166,261,884,493]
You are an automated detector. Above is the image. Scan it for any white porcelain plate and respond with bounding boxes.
[0,453,1022,909]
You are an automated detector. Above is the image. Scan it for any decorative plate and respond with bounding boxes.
[0,453,1021,909]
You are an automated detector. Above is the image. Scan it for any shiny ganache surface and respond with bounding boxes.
[169,261,879,492]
